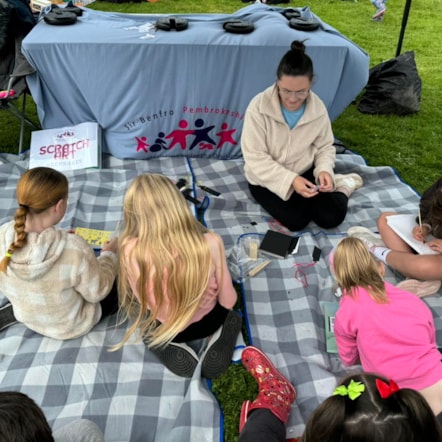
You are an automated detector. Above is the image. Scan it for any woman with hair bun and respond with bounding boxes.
[241,40,363,232]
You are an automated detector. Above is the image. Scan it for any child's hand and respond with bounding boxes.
[426,239,442,254]
[101,237,118,254]
[412,224,431,242]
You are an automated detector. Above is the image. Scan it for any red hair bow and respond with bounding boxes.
[376,378,400,398]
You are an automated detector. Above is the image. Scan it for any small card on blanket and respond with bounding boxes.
[386,214,438,255]
[320,301,339,353]
[259,230,299,259]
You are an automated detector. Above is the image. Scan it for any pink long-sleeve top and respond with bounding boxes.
[123,232,237,329]
[334,281,442,391]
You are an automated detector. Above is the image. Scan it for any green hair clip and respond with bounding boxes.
[333,379,365,400]
[5,252,12,258]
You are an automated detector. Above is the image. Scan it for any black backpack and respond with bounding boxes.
[358,51,422,116]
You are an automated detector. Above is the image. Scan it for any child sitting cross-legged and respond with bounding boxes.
[0,167,118,339]
[113,173,241,378]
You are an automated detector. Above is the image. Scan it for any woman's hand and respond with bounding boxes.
[318,172,333,192]
[101,237,118,254]
[293,176,319,198]
[426,238,442,254]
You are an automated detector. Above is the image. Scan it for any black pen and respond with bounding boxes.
[198,183,221,196]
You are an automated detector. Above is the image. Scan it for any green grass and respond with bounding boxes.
[2,0,441,440]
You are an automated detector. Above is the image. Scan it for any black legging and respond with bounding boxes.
[239,409,285,442]
[172,302,230,343]
[99,280,119,318]
[249,167,348,231]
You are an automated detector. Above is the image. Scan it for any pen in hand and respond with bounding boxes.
[417,209,426,243]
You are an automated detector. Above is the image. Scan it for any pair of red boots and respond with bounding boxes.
[239,346,298,440]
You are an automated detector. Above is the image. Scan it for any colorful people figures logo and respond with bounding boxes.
[134,119,238,154]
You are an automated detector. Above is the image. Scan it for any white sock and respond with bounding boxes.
[335,185,351,198]
[370,246,391,264]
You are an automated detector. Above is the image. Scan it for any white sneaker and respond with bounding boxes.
[334,173,363,193]
[347,226,385,249]
[396,279,441,298]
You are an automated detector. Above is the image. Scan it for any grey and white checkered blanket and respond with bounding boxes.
[1,153,441,441]
[191,153,442,438]
[0,156,220,442]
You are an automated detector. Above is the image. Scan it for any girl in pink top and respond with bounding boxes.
[333,237,442,417]
[115,173,241,378]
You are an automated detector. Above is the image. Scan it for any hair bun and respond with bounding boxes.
[290,40,306,54]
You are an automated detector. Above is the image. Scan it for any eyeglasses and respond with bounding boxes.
[277,86,310,99]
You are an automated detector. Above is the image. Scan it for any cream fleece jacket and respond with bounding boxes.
[0,221,117,340]
[241,84,336,201]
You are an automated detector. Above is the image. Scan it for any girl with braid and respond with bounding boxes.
[0,167,118,339]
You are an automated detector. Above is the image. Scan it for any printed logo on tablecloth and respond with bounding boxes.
[119,104,244,160]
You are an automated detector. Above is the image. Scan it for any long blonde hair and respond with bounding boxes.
[333,237,387,303]
[115,173,212,349]
[0,167,68,273]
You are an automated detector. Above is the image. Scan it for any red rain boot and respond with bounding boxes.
[239,346,296,433]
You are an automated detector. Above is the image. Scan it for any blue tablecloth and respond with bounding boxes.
[22,4,369,160]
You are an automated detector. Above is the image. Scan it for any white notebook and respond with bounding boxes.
[386,214,438,255]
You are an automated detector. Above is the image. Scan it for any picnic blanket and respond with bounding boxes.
[1,152,441,441]
[193,153,442,438]
[0,155,221,442]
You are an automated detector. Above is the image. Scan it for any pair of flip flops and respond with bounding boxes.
[44,2,82,26]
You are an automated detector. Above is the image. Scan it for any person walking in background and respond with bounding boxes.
[0,167,118,339]
[370,0,386,21]
[241,40,363,232]
[115,173,241,378]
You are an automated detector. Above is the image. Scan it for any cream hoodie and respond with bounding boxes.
[0,221,117,340]
[241,84,336,201]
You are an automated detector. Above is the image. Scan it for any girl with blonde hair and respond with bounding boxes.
[0,167,118,339]
[116,173,241,378]
[332,237,442,419]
